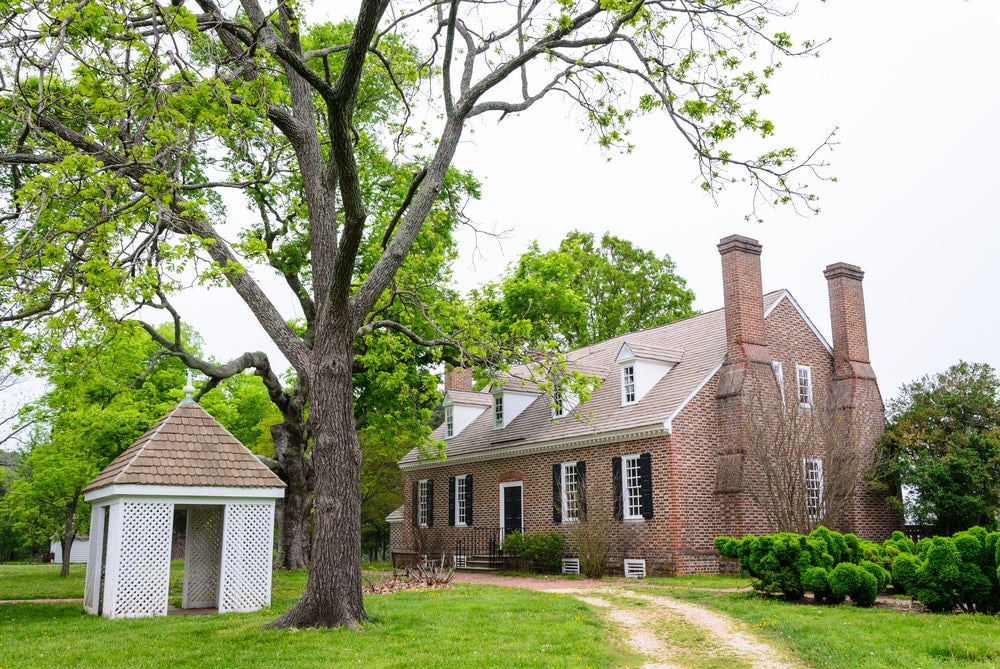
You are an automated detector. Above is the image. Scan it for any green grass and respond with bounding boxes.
[683,589,1000,668]
[0,566,633,669]
[0,563,87,600]
[641,574,751,590]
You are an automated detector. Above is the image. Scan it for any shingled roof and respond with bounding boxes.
[84,401,285,492]
[401,291,799,468]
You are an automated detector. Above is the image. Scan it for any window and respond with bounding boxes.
[772,361,785,404]
[623,455,642,519]
[552,383,564,418]
[804,458,824,521]
[493,393,504,428]
[417,479,432,527]
[449,474,472,526]
[796,364,813,408]
[622,365,636,405]
[445,406,454,438]
[553,461,585,522]
[614,453,654,520]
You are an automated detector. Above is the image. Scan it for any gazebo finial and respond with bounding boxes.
[183,370,196,402]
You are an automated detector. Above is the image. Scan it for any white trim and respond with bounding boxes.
[796,364,813,408]
[765,290,833,354]
[560,461,581,523]
[499,481,523,537]
[621,363,637,405]
[454,474,468,527]
[401,424,668,471]
[445,405,455,438]
[84,484,285,503]
[621,454,643,520]
[417,479,430,527]
[663,357,726,434]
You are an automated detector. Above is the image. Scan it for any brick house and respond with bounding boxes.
[395,235,899,575]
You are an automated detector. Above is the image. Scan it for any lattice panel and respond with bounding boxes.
[112,501,173,618]
[83,505,104,614]
[220,503,274,613]
[183,506,223,609]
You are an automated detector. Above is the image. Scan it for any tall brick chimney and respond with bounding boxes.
[718,235,767,363]
[444,366,473,392]
[823,262,875,380]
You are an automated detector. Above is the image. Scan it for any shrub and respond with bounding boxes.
[891,552,920,595]
[523,531,566,574]
[860,559,889,592]
[802,566,839,603]
[734,533,813,600]
[808,527,844,566]
[915,538,963,612]
[829,562,877,607]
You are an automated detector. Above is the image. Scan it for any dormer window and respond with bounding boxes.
[553,383,565,418]
[493,393,504,429]
[445,406,455,438]
[797,364,813,408]
[622,365,636,405]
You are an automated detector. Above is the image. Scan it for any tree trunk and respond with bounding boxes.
[59,497,78,578]
[266,336,366,628]
[272,419,313,571]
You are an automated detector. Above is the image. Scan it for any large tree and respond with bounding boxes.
[881,361,1000,534]
[476,230,696,348]
[0,0,829,628]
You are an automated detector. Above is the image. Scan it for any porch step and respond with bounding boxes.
[455,554,502,572]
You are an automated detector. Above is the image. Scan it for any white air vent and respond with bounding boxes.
[562,558,580,575]
[454,555,467,569]
[624,559,646,578]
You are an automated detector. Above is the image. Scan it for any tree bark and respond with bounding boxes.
[266,331,366,628]
[59,496,78,578]
[271,420,313,570]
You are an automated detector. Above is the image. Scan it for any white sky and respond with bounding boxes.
[161,1,1000,406]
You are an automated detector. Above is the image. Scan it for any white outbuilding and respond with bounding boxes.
[82,397,286,619]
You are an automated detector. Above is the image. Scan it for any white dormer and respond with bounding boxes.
[491,385,539,429]
[442,393,489,439]
[616,343,680,406]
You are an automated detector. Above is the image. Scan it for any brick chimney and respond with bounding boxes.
[444,366,473,392]
[824,262,876,380]
[718,235,767,364]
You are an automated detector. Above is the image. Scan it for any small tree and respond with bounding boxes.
[882,361,1000,534]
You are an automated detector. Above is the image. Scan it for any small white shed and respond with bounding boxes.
[82,398,285,619]
[50,536,90,563]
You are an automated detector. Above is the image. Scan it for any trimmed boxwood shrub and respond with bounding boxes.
[860,559,890,592]
[802,566,839,603]
[829,562,878,607]
[891,552,920,595]
[501,531,566,573]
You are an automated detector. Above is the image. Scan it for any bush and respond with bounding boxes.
[891,552,920,595]
[915,538,963,612]
[860,559,890,592]
[829,562,877,607]
[802,566,839,603]
[523,531,566,574]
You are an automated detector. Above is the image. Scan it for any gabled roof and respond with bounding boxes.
[84,401,285,492]
[443,389,494,407]
[401,291,792,468]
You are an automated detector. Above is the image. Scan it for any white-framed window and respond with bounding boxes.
[796,364,813,408]
[493,393,504,428]
[552,383,565,418]
[418,479,430,527]
[561,462,580,522]
[804,458,824,521]
[623,454,643,520]
[455,474,468,526]
[445,406,454,438]
[772,360,785,404]
[622,365,636,405]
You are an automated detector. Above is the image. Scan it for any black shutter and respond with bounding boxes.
[577,460,587,519]
[426,479,434,526]
[448,476,456,526]
[552,463,562,523]
[411,481,418,527]
[639,453,654,519]
[465,474,474,525]
[612,457,623,520]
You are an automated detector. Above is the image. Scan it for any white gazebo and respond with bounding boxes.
[82,397,286,619]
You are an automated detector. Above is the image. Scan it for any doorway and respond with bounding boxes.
[499,482,523,538]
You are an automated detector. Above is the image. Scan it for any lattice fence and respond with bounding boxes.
[183,506,223,609]
[83,505,105,614]
[111,501,173,618]
[220,503,274,613]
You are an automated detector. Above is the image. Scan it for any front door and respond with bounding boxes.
[500,483,522,537]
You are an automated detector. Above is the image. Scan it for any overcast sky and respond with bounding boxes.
[128,1,1000,409]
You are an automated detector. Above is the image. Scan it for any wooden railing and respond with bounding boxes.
[455,527,502,567]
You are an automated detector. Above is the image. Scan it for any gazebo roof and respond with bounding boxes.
[84,400,285,493]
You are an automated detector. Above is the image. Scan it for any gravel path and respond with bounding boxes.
[452,572,803,669]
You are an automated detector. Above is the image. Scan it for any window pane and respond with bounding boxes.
[418,480,429,526]
[805,459,823,521]
[456,476,466,524]
[562,464,579,521]
[625,455,642,518]
[623,366,636,404]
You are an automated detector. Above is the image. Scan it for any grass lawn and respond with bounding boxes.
[657,584,1000,669]
[0,564,634,669]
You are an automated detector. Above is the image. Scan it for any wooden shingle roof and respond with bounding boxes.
[401,291,792,467]
[84,401,285,492]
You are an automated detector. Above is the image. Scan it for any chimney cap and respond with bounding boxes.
[824,262,864,281]
[717,234,762,256]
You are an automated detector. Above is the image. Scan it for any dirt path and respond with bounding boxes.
[452,573,803,669]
